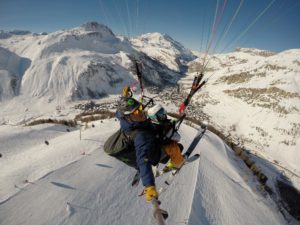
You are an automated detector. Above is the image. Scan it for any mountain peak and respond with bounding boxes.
[81,22,114,35]
[137,32,176,45]
[131,32,196,72]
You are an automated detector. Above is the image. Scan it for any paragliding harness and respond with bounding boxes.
[104,128,140,168]
[103,95,158,168]
[104,60,156,168]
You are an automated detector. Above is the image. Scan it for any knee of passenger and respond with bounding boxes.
[163,141,180,155]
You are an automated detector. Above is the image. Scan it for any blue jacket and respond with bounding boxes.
[116,111,160,187]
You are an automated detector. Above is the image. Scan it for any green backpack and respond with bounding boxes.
[104,129,138,168]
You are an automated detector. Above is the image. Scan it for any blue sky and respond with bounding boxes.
[1,0,300,52]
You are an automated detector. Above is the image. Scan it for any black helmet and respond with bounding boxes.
[117,97,141,115]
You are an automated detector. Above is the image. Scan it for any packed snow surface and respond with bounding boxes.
[0,120,287,225]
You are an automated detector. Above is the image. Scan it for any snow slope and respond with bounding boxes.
[179,48,300,175]
[0,119,287,225]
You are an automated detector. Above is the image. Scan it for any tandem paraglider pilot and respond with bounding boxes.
[104,95,184,202]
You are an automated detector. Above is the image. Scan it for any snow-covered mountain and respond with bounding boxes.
[0,22,181,104]
[179,47,300,175]
[131,32,196,73]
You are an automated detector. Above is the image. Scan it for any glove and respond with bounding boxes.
[144,185,158,201]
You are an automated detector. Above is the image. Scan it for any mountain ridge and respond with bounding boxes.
[0,22,183,104]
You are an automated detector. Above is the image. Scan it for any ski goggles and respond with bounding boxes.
[127,98,136,106]
[126,98,142,115]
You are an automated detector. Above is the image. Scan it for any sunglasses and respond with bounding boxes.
[127,98,143,112]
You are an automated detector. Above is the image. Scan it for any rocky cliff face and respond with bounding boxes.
[0,47,31,101]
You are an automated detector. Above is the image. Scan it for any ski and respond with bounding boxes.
[132,139,204,187]
[137,153,201,197]
[156,125,207,179]
[184,125,207,158]
[185,153,200,162]
[135,153,201,188]
[138,126,207,196]
[155,153,200,177]
[158,126,207,194]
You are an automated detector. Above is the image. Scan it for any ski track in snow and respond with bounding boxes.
[0,120,287,225]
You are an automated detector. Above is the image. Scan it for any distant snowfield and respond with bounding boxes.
[0,119,287,225]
